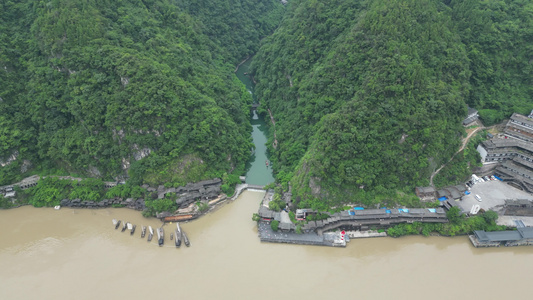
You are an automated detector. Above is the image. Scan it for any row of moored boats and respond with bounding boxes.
[112,219,190,248]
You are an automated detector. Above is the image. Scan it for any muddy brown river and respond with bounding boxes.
[1,190,532,299]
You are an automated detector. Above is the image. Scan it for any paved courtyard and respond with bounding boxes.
[457,180,533,213]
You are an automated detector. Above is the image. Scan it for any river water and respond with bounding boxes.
[236,58,275,185]
[1,192,533,300]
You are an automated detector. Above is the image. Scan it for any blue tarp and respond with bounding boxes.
[385,210,391,214]
[494,175,503,181]
[354,207,365,210]
[438,196,447,201]
[465,191,471,195]
[380,207,387,209]
[427,208,437,213]
[348,211,355,216]
[398,209,409,213]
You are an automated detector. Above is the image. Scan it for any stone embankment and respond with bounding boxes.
[60,198,146,210]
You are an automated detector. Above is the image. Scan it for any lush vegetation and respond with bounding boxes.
[252,0,532,208]
[144,193,178,216]
[0,0,284,186]
[0,195,14,209]
[433,130,485,188]
[270,219,279,231]
[18,177,147,207]
[387,207,506,237]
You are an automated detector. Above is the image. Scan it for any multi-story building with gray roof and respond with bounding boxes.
[477,112,533,193]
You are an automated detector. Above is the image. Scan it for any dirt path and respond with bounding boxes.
[429,125,485,186]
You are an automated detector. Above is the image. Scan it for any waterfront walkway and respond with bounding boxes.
[258,222,346,247]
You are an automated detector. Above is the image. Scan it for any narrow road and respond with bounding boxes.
[429,125,485,187]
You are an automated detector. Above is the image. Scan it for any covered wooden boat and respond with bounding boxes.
[147,226,154,242]
[141,226,146,238]
[157,227,164,247]
[182,231,190,247]
[113,219,121,230]
[175,223,182,248]
[175,229,181,247]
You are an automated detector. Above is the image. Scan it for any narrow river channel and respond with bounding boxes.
[1,61,532,300]
[235,58,274,186]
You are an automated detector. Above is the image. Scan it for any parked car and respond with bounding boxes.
[475,194,482,202]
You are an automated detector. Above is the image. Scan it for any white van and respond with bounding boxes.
[475,194,482,202]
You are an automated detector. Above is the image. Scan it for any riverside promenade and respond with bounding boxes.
[258,222,347,247]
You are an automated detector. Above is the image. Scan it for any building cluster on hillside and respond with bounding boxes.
[145,178,222,208]
[477,111,533,193]
[415,185,467,210]
[258,205,448,233]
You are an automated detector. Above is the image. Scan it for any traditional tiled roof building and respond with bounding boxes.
[477,112,533,193]
[504,112,533,142]
[463,107,479,126]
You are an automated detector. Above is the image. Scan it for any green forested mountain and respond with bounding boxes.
[0,0,283,186]
[449,0,533,124]
[252,0,532,209]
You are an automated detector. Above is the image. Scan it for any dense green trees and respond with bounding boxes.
[449,0,533,124]
[0,0,283,186]
[252,0,532,208]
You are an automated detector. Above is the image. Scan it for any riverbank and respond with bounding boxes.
[2,191,533,300]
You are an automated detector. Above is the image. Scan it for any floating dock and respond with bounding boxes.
[470,228,533,247]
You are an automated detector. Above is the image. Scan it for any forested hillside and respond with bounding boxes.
[0,0,283,186]
[252,0,532,209]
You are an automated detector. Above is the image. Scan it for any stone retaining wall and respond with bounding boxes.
[60,198,145,210]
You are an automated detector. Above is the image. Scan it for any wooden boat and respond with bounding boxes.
[175,229,181,247]
[182,230,190,247]
[157,227,164,247]
[114,220,121,229]
[170,232,173,240]
[122,221,128,232]
[147,226,154,242]
[175,223,182,248]
[141,226,146,238]
[130,224,136,235]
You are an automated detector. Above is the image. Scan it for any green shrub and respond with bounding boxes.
[271,220,279,231]
[197,201,209,212]
[289,211,296,223]
[252,213,260,222]
[0,195,14,209]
